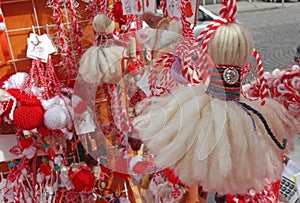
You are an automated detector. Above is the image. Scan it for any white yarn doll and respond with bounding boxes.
[78,13,126,85]
[132,0,299,195]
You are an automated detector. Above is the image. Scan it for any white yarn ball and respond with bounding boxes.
[44,105,67,130]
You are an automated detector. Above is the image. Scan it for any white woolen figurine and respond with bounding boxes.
[132,0,299,195]
[78,14,126,84]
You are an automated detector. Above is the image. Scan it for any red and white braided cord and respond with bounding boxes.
[67,0,83,57]
[253,49,267,105]
[52,0,75,78]
[160,0,167,17]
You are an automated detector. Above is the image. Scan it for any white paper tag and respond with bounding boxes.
[26,33,57,62]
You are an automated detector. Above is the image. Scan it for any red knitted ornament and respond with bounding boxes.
[14,105,44,130]
[160,168,183,185]
[13,92,44,130]
[70,169,95,193]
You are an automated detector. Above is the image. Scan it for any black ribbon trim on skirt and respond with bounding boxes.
[237,101,287,150]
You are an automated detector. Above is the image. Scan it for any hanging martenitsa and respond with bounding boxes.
[72,1,158,201]
[73,0,219,201]
[72,0,196,201]
[132,0,299,197]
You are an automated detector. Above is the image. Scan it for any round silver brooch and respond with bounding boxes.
[223,68,239,85]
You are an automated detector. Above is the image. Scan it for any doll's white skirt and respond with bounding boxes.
[132,85,299,195]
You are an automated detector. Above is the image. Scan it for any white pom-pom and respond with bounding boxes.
[92,14,115,34]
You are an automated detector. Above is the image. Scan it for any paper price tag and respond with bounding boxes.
[26,33,57,62]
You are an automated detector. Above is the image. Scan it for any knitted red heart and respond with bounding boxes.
[14,105,44,130]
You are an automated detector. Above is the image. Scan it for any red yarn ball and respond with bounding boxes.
[71,169,95,193]
[14,105,44,130]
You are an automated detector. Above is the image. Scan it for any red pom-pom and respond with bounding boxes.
[70,169,95,193]
[185,2,194,18]
[39,163,52,176]
[19,136,34,149]
[14,105,44,130]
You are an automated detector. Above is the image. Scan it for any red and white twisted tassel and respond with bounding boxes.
[240,50,268,105]
[22,59,53,100]
[253,49,267,105]
[175,0,203,84]
[52,0,75,79]
[149,53,174,96]
[112,84,128,146]
[160,0,167,17]
[66,0,83,58]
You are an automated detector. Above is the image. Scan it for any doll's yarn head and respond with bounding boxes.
[92,13,115,34]
[208,23,254,68]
